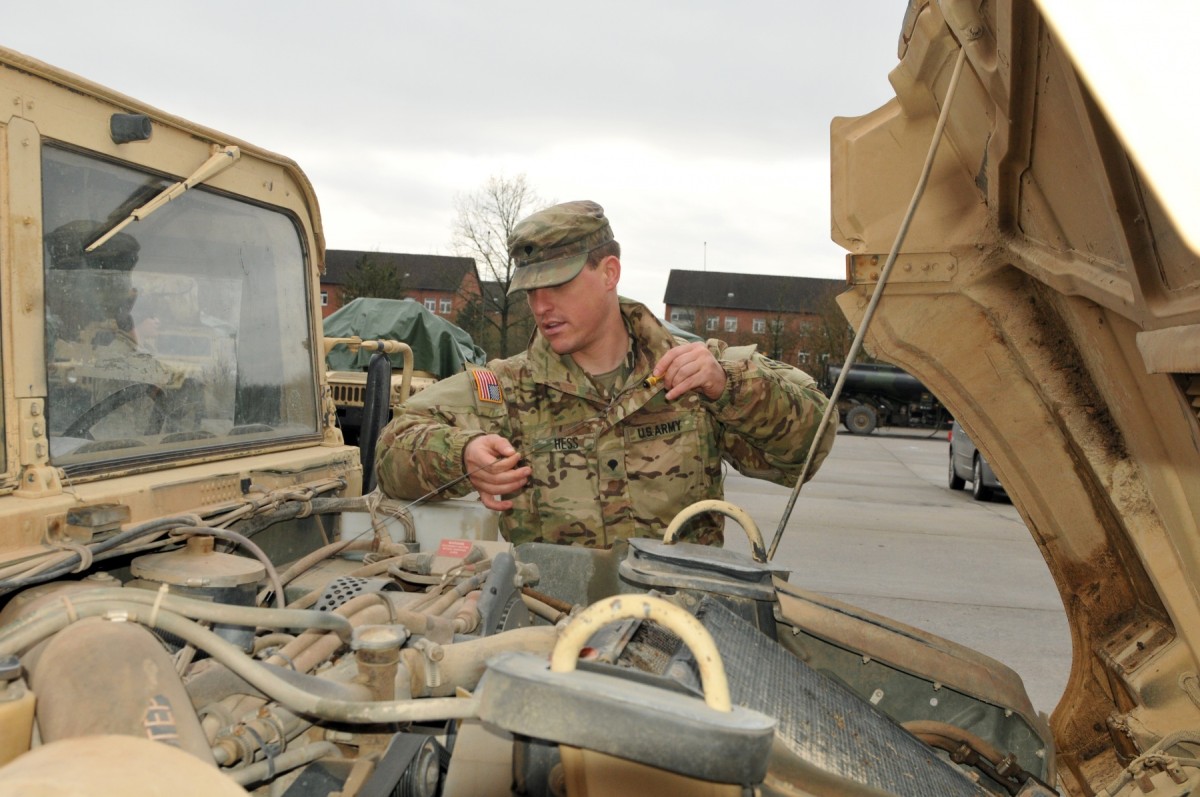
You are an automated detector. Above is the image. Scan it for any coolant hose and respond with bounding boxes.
[267,590,438,670]
[400,626,559,698]
[522,593,566,624]
[0,590,352,655]
[284,555,408,610]
[228,740,340,787]
[0,601,452,722]
[252,632,296,655]
[25,602,476,724]
[268,604,390,675]
[264,537,373,596]
[424,574,487,617]
[903,720,1009,767]
[186,527,285,610]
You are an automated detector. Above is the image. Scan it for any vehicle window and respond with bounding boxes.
[41,145,318,471]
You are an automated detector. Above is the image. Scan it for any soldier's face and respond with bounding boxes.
[527,256,621,359]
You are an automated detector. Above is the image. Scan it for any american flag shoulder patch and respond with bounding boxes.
[471,369,503,403]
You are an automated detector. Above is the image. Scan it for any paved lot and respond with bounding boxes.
[722,428,1071,715]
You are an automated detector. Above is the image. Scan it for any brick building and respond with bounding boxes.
[662,270,845,367]
[320,250,481,319]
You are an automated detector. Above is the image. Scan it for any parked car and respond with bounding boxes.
[948,420,1005,501]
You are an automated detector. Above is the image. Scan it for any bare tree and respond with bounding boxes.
[451,174,546,357]
[339,253,405,304]
[764,312,801,362]
[798,282,855,375]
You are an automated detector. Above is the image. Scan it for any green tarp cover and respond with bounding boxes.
[323,297,486,378]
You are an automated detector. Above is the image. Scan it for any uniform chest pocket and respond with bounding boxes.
[622,411,708,522]
[528,433,595,487]
[526,433,600,532]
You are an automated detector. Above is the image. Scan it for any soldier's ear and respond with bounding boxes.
[600,255,620,291]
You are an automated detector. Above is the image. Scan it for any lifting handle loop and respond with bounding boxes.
[549,594,732,712]
[663,499,766,563]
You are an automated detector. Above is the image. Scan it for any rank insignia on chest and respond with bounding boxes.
[472,369,503,403]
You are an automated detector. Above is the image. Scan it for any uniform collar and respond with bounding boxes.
[527,298,677,402]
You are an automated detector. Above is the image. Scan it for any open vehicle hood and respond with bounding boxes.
[832,1,1200,793]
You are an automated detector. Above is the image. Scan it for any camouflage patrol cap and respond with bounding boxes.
[507,200,614,294]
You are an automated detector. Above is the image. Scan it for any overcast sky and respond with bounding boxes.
[6,1,905,314]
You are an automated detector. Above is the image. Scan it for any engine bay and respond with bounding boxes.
[0,488,1055,796]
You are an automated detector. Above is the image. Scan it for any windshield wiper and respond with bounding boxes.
[86,145,241,252]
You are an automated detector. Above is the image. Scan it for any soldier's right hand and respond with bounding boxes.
[463,434,531,511]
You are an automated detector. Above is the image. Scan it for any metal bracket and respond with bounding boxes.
[847,252,957,285]
[16,398,62,498]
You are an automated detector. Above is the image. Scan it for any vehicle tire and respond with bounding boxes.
[845,405,877,435]
[971,456,994,501]
[948,452,966,490]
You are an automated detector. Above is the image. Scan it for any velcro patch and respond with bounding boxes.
[624,413,696,444]
[472,369,503,403]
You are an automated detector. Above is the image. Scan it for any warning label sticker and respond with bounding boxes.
[436,539,475,559]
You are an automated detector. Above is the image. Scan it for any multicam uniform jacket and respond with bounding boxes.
[375,299,836,547]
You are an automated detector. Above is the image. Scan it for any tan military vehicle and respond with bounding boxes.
[2,0,1190,790]
[323,296,487,447]
[0,41,1045,797]
[832,1,1200,795]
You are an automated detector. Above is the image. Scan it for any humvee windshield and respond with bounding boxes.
[41,144,318,471]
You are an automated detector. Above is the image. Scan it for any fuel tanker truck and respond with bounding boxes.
[824,362,949,435]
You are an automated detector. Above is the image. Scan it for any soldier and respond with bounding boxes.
[375,200,836,547]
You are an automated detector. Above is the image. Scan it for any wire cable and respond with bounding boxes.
[767,45,970,561]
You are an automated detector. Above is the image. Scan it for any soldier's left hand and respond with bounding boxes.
[653,342,727,401]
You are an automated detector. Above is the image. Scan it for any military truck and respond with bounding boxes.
[0,42,1059,797]
[0,43,364,793]
[824,362,948,435]
[323,297,486,446]
[11,7,1186,791]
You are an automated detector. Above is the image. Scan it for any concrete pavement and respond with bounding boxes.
[721,428,1072,715]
